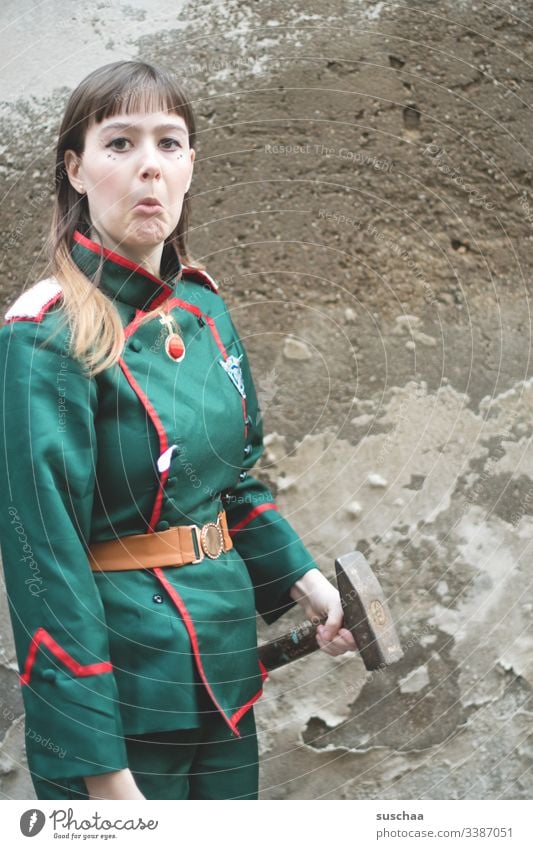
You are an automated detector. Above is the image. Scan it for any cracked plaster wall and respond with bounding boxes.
[0,0,531,799]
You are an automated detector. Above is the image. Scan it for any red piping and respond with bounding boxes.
[118,357,169,531]
[152,568,242,736]
[165,299,248,432]
[119,295,249,527]
[230,684,264,726]
[123,309,148,340]
[164,297,228,358]
[120,297,247,525]
[5,291,63,325]
[128,297,248,434]
[181,266,218,294]
[241,396,248,437]
[73,230,174,292]
[124,297,228,362]
[150,288,174,311]
[202,315,228,359]
[20,627,113,686]
[73,231,219,297]
[229,502,279,535]
[258,659,269,683]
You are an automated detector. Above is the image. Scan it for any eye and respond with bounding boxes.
[105,137,132,151]
[160,138,182,150]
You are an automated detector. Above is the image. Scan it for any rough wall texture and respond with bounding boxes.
[0,0,531,800]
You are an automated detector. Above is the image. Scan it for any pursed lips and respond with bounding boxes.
[134,198,164,212]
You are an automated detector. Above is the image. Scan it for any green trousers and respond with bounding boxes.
[30,706,258,801]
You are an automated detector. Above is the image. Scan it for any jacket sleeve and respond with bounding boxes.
[223,321,320,624]
[0,316,128,782]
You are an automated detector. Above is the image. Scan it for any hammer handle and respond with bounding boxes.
[258,618,324,671]
[258,552,404,674]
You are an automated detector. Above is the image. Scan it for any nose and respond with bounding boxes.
[138,141,161,181]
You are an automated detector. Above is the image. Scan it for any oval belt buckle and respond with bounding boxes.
[200,521,225,559]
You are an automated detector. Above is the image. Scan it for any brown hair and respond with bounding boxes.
[49,60,199,376]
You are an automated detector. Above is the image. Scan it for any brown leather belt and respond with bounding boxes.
[88,511,233,572]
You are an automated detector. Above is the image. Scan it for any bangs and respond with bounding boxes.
[82,65,194,137]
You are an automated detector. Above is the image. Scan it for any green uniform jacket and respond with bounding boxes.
[0,230,319,782]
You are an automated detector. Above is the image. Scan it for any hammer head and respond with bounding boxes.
[335,551,403,670]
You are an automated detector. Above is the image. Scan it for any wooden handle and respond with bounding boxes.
[257,552,404,673]
[258,617,325,671]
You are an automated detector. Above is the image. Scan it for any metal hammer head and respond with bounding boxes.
[335,550,403,670]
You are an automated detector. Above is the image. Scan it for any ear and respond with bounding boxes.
[64,150,85,194]
[185,147,195,193]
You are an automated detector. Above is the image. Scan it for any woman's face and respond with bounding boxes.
[65,109,195,261]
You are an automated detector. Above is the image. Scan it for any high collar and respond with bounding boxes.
[71,229,182,311]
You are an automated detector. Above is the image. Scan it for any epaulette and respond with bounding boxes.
[5,277,63,324]
[180,266,219,294]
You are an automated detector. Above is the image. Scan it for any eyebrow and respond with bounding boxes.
[99,122,188,135]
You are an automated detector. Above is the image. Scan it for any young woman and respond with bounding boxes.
[0,60,355,801]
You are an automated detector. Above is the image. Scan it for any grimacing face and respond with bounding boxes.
[64,110,195,268]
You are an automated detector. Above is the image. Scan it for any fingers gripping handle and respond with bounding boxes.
[257,551,403,672]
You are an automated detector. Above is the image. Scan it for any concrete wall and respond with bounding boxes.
[0,0,531,799]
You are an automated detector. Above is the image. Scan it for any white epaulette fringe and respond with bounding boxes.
[5,277,63,322]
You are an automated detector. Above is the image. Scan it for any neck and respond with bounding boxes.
[89,226,164,278]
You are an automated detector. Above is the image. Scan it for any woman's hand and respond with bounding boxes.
[84,768,145,800]
[289,569,358,657]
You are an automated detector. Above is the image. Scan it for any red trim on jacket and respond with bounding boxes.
[152,568,242,736]
[230,684,264,727]
[73,230,175,292]
[241,396,248,438]
[164,297,228,358]
[229,502,279,534]
[203,315,228,359]
[118,357,169,531]
[152,568,265,732]
[123,308,149,340]
[161,298,249,434]
[150,288,174,311]
[181,266,219,294]
[258,659,269,683]
[73,230,220,295]
[160,298,248,437]
[20,627,113,686]
[127,295,231,372]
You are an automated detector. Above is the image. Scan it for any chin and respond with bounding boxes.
[125,219,170,244]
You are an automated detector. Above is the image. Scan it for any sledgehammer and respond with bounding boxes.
[258,551,403,672]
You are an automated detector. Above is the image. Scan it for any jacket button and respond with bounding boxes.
[41,669,57,682]
[129,338,142,352]
[167,477,177,487]
[245,415,253,428]
[239,471,247,481]
[156,520,170,531]
[243,444,253,457]
[152,594,164,604]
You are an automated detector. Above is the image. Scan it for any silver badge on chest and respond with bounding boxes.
[219,354,246,398]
